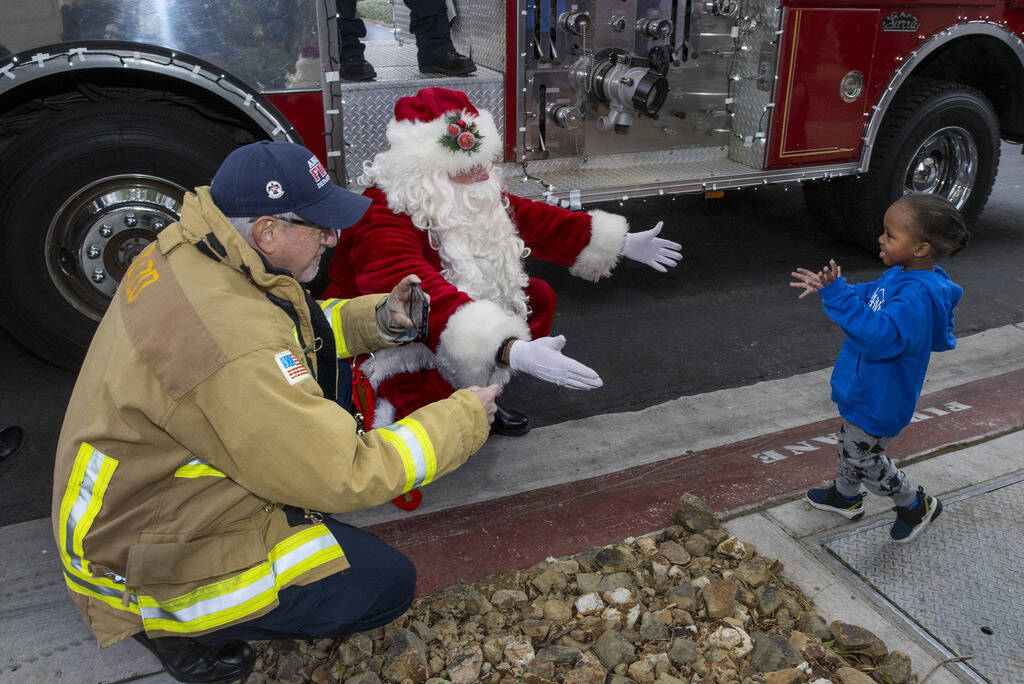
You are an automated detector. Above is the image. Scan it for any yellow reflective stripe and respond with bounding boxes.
[396,417,437,486]
[376,428,418,494]
[174,458,227,478]
[292,327,299,345]
[138,524,342,634]
[319,298,351,358]
[57,443,137,613]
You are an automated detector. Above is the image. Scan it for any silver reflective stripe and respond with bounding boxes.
[64,447,108,573]
[65,568,135,603]
[389,423,428,489]
[184,457,208,466]
[321,298,344,330]
[141,574,276,624]
[271,532,338,578]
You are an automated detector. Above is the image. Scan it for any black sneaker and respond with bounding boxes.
[890,487,942,543]
[340,58,376,81]
[805,483,865,520]
[418,49,477,76]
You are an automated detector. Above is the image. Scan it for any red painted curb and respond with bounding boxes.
[368,369,1024,595]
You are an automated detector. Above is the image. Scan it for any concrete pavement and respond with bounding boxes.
[2,321,1022,683]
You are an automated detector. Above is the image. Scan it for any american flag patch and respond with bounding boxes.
[274,350,312,385]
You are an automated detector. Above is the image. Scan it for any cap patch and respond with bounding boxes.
[308,155,330,189]
[266,180,284,199]
[275,350,312,385]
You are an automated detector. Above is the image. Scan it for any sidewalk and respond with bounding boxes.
[2,321,1022,683]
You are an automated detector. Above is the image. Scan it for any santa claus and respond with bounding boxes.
[324,87,680,435]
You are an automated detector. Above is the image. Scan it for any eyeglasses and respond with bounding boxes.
[251,216,337,238]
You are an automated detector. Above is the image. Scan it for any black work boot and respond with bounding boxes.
[418,49,476,76]
[132,632,255,683]
[340,57,376,81]
[490,404,530,436]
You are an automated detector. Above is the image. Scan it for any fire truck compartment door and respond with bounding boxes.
[769,8,879,167]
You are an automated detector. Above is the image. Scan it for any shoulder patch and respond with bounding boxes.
[274,350,312,385]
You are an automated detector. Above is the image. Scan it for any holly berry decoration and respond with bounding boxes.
[439,113,483,153]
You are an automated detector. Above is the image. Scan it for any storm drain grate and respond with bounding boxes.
[820,478,1024,683]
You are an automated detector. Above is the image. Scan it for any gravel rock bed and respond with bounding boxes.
[247,495,916,684]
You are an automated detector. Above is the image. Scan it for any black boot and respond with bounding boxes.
[418,49,477,76]
[132,632,255,683]
[490,404,530,436]
[340,57,376,81]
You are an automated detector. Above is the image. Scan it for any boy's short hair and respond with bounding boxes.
[896,193,969,258]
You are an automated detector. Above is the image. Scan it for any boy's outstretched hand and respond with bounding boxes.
[790,259,842,298]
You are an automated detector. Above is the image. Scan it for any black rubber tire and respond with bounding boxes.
[804,79,1000,252]
[0,103,239,369]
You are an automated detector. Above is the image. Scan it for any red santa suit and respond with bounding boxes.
[323,88,628,427]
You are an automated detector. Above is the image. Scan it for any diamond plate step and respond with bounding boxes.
[823,480,1024,683]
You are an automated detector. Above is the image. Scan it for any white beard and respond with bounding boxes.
[360,155,530,318]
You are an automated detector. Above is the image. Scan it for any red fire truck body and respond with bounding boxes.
[0,1,1021,366]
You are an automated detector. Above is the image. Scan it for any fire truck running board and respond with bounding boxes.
[498,155,861,205]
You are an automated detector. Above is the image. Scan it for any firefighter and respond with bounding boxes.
[338,0,475,80]
[51,141,498,683]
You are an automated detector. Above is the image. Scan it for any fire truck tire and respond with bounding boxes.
[0,103,239,369]
[804,80,1000,252]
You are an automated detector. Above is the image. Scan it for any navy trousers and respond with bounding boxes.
[338,0,452,60]
[196,518,415,644]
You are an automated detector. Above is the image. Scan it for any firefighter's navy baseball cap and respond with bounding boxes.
[210,141,370,232]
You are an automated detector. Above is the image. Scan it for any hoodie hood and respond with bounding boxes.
[896,265,963,352]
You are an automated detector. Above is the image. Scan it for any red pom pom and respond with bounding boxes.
[457,132,477,150]
[447,123,461,136]
[457,119,467,128]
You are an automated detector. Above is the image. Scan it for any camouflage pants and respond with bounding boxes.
[834,421,917,507]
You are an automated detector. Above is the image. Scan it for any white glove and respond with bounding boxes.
[509,336,603,390]
[621,221,682,272]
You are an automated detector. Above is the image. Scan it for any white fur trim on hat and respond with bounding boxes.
[569,209,629,282]
[435,300,528,388]
[385,108,502,177]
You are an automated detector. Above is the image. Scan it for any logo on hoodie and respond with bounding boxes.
[868,288,886,312]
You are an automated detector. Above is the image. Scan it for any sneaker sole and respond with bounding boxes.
[891,496,943,544]
[805,493,864,520]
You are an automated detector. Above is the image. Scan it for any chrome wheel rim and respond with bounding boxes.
[45,176,185,320]
[902,126,978,209]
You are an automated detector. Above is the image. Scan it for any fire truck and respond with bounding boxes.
[0,1,1021,368]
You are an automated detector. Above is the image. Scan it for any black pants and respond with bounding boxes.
[338,0,452,60]
[196,518,415,644]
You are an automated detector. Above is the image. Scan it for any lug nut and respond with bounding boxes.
[124,213,138,227]
[92,268,106,282]
[87,245,101,259]
[153,220,165,231]
[99,224,113,237]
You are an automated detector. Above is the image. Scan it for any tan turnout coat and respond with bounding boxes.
[52,187,488,647]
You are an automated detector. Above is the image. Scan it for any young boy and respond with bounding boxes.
[790,193,968,542]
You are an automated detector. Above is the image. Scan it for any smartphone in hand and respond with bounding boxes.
[408,283,429,340]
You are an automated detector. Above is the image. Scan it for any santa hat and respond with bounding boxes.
[385,87,502,176]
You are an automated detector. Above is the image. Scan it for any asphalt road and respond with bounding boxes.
[1,143,1022,526]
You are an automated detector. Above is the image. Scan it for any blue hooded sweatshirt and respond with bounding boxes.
[819,265,963,437]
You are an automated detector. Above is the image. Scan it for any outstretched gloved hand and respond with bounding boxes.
[621,221,682,272]
[509,336,603,390]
